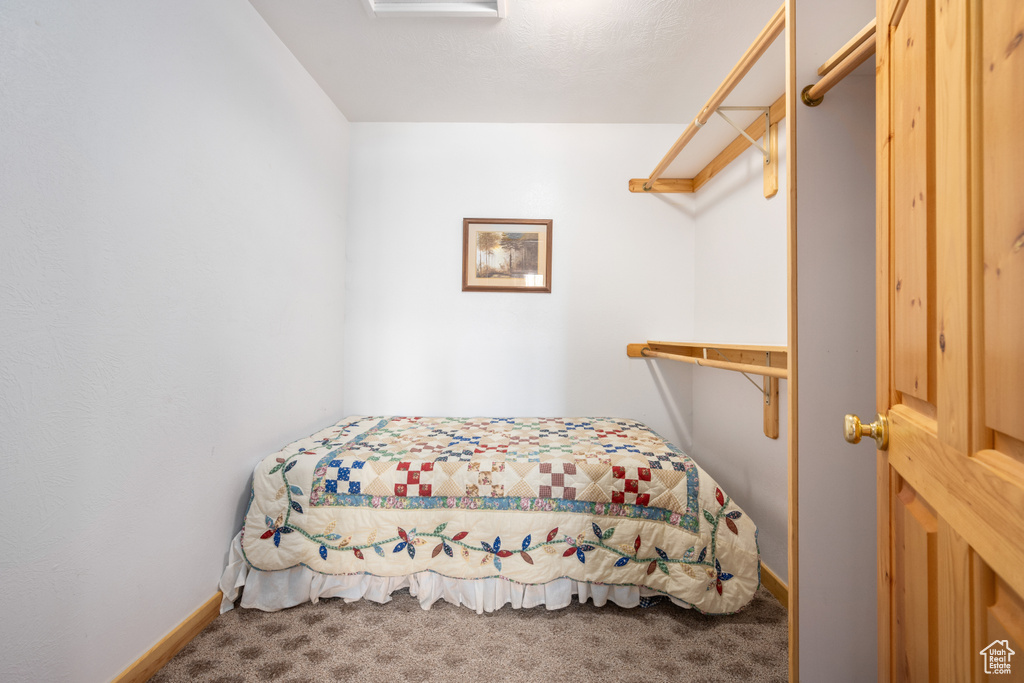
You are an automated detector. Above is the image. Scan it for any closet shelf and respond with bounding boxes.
[627,340,788,439]
[629,3,785,198]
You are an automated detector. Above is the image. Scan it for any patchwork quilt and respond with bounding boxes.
[240,416,761,614]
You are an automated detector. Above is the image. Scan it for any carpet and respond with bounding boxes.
[152,587,787,682]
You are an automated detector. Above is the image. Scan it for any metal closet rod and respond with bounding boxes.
[802,18,877,107]
[643,2,785,191]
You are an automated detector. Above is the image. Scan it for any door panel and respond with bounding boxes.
[981,0,1024,445]
[878,0,1024,680]
[974,559,1024,681]
[892,478,937,682]
[891,0,934,405]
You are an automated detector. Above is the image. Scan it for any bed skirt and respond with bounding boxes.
[220,531,698,614]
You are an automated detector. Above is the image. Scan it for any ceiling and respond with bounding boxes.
[250,0,787,124]
[249,0,873,176]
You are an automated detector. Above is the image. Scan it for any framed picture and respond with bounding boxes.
[462,218,552,293]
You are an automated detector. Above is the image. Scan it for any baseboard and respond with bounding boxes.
[112,592,222,683]
[760,562,789,607]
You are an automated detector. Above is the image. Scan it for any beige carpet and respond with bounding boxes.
[152,588,787,683]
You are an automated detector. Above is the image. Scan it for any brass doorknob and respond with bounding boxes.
[844,413,889,450]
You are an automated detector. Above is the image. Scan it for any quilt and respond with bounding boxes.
[239,416,761,614]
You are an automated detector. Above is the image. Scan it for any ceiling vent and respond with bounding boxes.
[359,0,506,19]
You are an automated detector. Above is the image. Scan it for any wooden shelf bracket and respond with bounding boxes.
[627,340,787,439]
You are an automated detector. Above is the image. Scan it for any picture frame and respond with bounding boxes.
[462,218,552,293]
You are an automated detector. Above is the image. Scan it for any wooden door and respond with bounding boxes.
[875,0,1024,680]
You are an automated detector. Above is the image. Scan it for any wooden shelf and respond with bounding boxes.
[627,340,788,439]
[629,3,785,198]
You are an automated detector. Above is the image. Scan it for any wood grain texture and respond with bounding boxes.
[935,0,971,454]
[879,5,1024,681]
[876,4,894,679]
[627,178,694,193]
[818,18,877,76]
[891,0,934,404]
[981,0,1024,444]
[804,31,877,104]
[763,376,779,439]
[973,557,1024,681]
[968,0,991,459]
[888,404,1024,602]
[936,519,972,681]
[112,592,222,683]
[763,121,779,199]
[893,479,938,683]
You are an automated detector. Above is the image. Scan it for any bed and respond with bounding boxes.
[220,416,761,615]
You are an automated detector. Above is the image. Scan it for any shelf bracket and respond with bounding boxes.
[763,353,779,439]
[715,107,771,162]
[627,341,786,440]
[714,106,778,199]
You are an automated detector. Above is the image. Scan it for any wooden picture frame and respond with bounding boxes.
[462,218,552,293]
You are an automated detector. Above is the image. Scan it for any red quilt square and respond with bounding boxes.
[638,468,651,481]
[421,462,434,472]
[636,493,650,506]
[625,479,639,494]
[612,491,625,504]
[395,483,407,496]
[397,462,411,471]
[418,484,432,496]
[408,470,421,484]
[612,466,625,479]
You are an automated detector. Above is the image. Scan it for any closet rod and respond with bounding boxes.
[636,347,788,380]
[801,19,876,107]
[643,2,785,190]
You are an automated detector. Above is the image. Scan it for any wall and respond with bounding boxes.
[795,71,878,683]
[344,124,696,451]
[689,124,790,577]
[0,1,350,681]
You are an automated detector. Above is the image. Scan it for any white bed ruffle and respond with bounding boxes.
[219,531,695,615]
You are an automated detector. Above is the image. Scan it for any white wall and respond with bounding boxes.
[694,126,789,345]
[344,124,696,451]
[795,69,878,683]
[689,124,790,578]
[0,1,350,681]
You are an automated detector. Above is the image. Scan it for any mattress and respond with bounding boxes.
[227,416,761,614]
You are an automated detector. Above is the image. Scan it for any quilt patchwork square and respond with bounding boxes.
[611,465,653,506]
[394,461,435,497]
[466,461,505,497]
[323,459,367,495]
[538,461,583,500]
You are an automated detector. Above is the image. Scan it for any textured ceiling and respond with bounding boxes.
[249,0,873,176]
[250,0,786,124]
